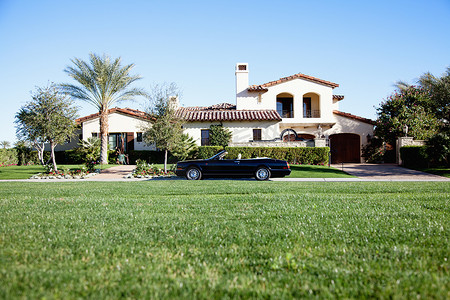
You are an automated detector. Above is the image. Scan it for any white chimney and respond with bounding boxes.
[235,63,249,96]
[169,96,179,110]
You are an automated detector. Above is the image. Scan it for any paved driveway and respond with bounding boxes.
[331,163,449,181]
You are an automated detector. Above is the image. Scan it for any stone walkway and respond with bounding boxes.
[86,165,136,181]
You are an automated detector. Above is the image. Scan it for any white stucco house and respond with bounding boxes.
[73,107,156,152]
[176,63,374,163]
[71,63,374,163]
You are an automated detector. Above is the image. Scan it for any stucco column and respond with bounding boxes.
[397,137,414,165]
[314,138,327,147]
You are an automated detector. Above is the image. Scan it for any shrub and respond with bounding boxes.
[133,159,174,177]
[400,146,428,168]
[426,133,449,167]
[15,144,39,166]
[127,150,166,164]
[0,148,18,166]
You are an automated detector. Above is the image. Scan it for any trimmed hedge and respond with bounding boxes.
[0,149,18,166]
[196,146,330,165]
[197,146,223,159]
[127,150,167,164]
[400,146,428,168]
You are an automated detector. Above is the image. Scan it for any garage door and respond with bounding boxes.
[330,133,360,163]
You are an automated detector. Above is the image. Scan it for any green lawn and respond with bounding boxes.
[288,164,354,178]
[0,164,352,180]
[0,164,116,180]
[0,181,448,299]
[409,167,450,178]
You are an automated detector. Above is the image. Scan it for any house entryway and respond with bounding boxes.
[330,133,360,163]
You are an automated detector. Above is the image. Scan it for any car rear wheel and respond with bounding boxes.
[186,167,202,180]
[255,167,270,181]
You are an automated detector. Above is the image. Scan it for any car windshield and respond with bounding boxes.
[209,150,228,160]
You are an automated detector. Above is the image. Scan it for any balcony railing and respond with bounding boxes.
[303,110,320,118]
[278,110,294,118]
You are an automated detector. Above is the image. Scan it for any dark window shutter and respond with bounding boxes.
[127,132,134,151]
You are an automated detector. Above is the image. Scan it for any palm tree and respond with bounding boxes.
[61,53,146,164]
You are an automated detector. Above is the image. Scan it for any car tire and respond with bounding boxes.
[186,167,202,180]
[255,167,270,181]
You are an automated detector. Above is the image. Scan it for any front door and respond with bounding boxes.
[330,133,360,163]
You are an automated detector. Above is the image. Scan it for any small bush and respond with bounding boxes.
[133,159,174,177]
[0,148,18,166]
[426,133,449,167]
[400,146,428,168]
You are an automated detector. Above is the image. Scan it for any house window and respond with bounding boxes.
[253,129,262,141]
[92,132,99,138]
[201,129,210,146]
[136,132,143,142]
[276,95,294,118]
[109,133,127,153]
[303,97,312,118]
[303,94,320,118]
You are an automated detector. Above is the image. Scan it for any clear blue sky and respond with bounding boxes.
[1,0,449,143]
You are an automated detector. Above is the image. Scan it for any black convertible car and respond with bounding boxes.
[175,150,291,180]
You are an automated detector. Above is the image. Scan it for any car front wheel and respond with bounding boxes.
[186,167,202,180]
[255,167,270,181]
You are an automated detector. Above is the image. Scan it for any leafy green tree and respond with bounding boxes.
[374,86,440,146]
[426,133,449,166]
[143,83,184,172]
[78,137,101,163]
[209,124,232,148]
[418,67,450,123]
[61,53,146,164]
[15,84,78,171]
[170,133,197,161]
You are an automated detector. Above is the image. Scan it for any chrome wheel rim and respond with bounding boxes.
[187,169,200,180]
[256,168,268,180]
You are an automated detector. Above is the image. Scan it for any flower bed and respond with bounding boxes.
[124,160,175,179]
[30,166,99,180]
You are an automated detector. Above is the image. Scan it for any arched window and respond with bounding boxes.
[302,93,320,118]
[276,93,294,118]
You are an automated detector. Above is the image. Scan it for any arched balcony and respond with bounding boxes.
[302,93,320,118]
[276,93,294,118]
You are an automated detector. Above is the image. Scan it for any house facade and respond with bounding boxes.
[73,107,156,152]
[177,63,374,163]
[71,64,374,163]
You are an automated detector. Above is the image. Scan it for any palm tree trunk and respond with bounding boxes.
[99,110,109,164]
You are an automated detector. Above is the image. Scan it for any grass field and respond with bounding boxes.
[408,167,450,178]
[0,181,448,299]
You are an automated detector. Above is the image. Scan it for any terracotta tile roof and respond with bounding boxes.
[333,95,345,101]
[176,103,281,122]
[76,107,153,124]
[181,103,236,111]
[248,73,339,91]
[333,110,375,125]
